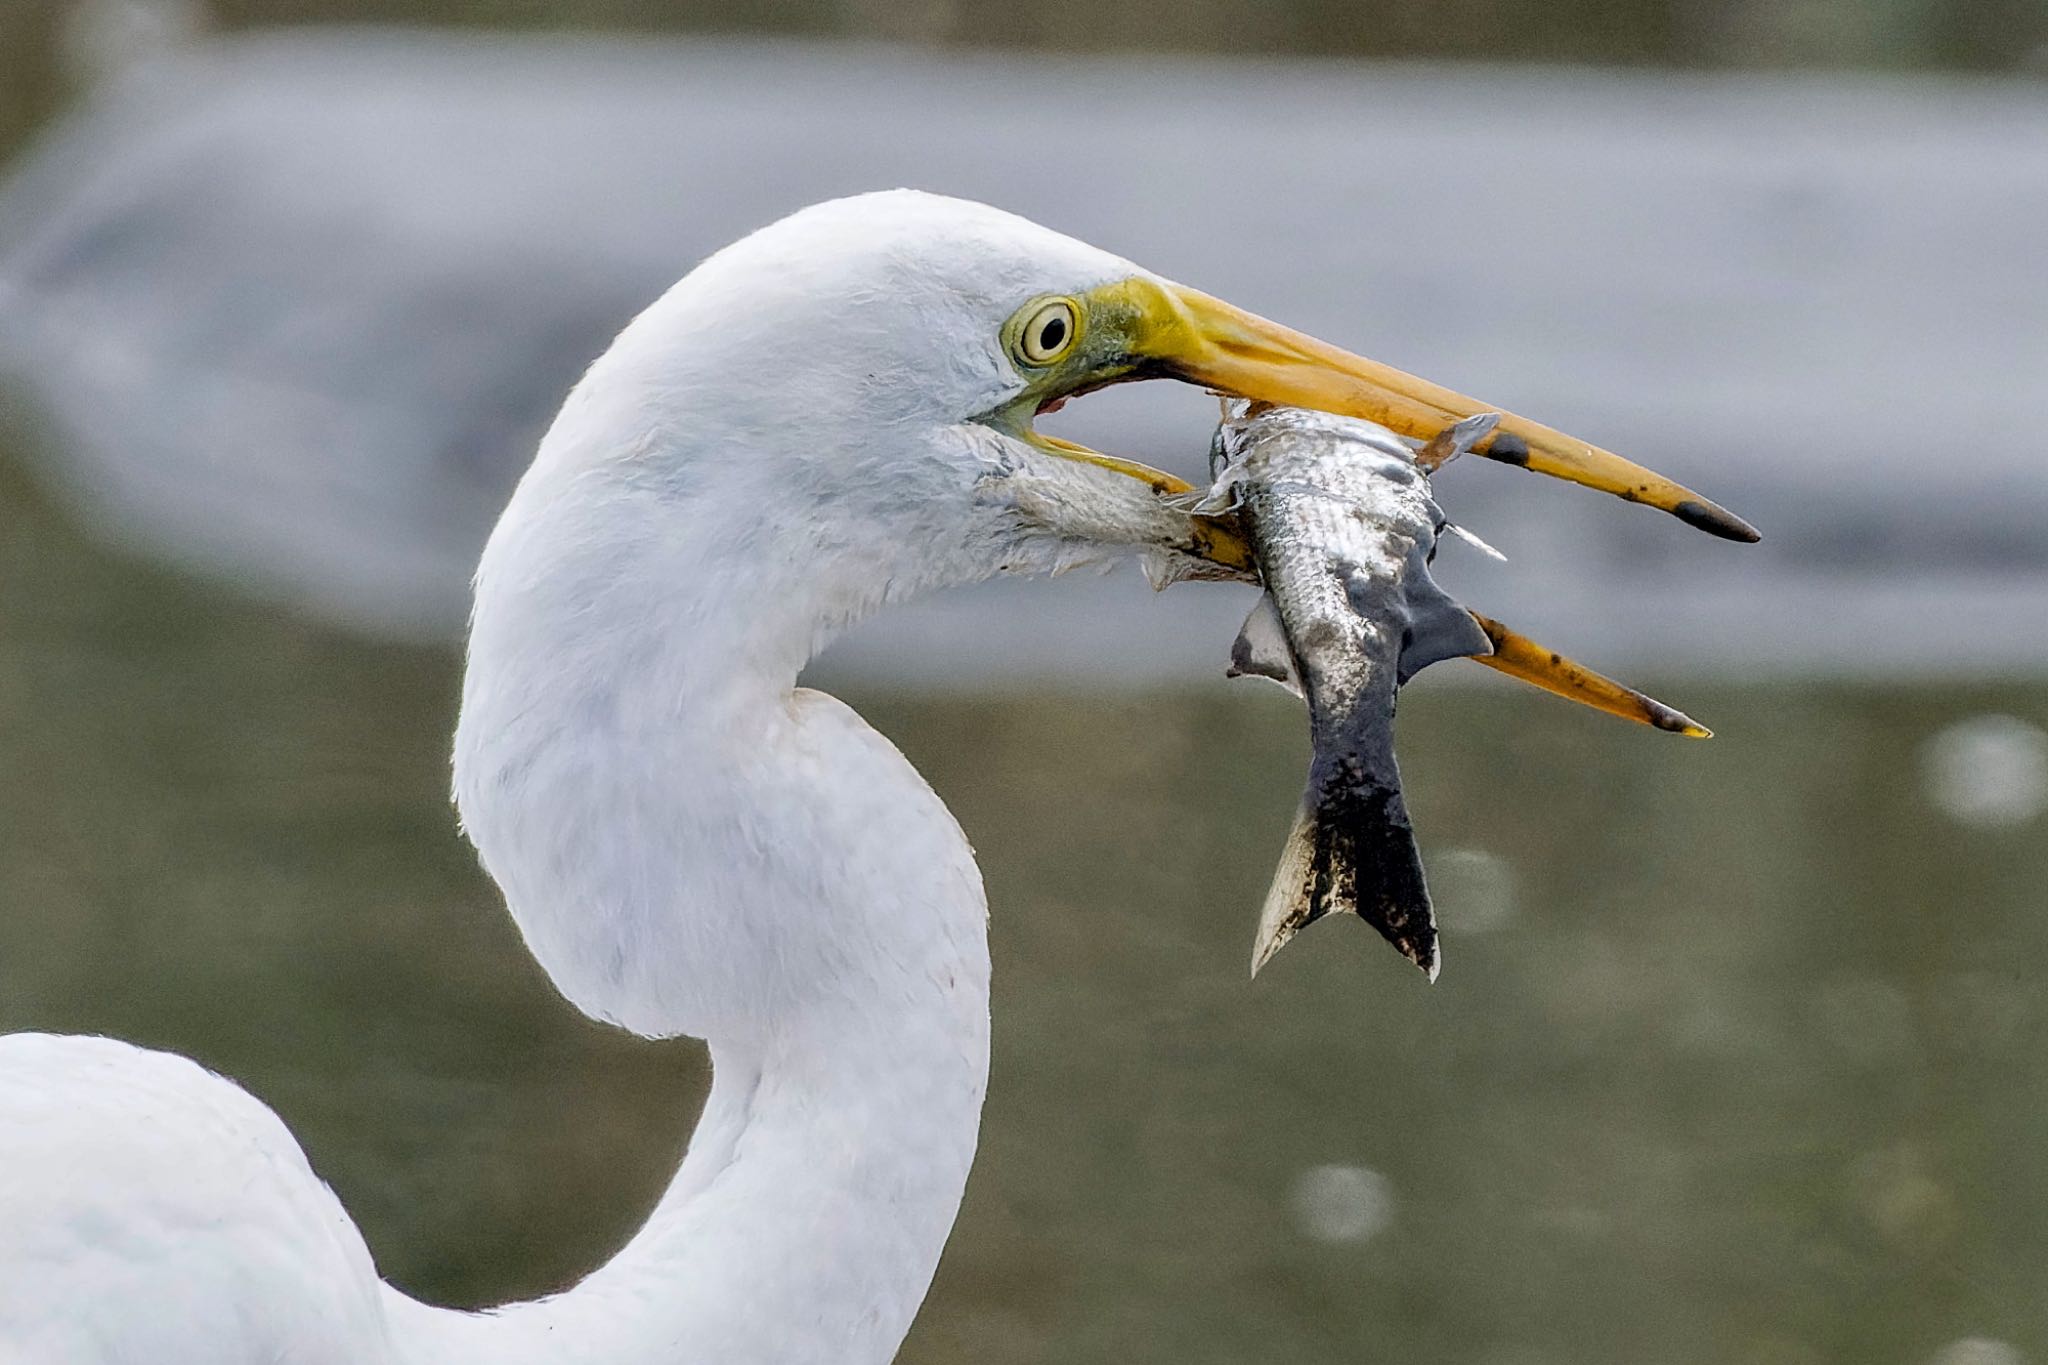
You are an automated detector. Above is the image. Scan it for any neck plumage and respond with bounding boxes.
[391,986,988,1365]
[408,441,993,1365]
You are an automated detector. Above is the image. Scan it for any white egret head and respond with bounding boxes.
[515,189,1753,634]
[638,191,1248,582]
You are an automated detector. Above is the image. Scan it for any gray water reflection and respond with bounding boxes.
[2,436,2045,1364]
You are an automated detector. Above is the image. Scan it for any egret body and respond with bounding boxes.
[0,190,1743,1363]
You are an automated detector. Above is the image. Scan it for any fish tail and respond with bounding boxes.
[1250,723,1438,980]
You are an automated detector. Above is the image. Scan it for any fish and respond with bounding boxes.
[1202,400,1506,981]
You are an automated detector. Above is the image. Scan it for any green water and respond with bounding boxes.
[2,432,2046,1365]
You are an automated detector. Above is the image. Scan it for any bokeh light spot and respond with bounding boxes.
[1432,847,1515,934]
[1930,1339,2026,1365]
[1921,715,2048,829]
[1290,1163,1394,1245]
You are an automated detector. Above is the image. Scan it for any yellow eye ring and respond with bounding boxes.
[1012,297,1081,366]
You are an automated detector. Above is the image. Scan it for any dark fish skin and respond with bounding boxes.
[1292,696,1434,975]
[1210,402,1495,979]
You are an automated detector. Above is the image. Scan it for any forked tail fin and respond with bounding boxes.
[1250,730,1437,980]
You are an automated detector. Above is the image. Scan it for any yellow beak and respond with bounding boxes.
[1099,277,1758,543]
[1048,275,1733,737]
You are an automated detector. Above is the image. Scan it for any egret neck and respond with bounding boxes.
[439,352,996,1364]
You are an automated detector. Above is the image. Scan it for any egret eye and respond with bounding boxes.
[1014,298,1080,366]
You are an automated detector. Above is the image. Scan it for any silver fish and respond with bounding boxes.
[1191,395,1727,979]
[1205,400,1507,981]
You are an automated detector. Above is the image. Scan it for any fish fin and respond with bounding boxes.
[1168,462,1245,515]
[1251,798,1323,974]
[1414,411,1502,470]
[1442,521,1507,561]
[1395,567,1494,685]
[1251,720,1439,980]
[1227,593,1304,699]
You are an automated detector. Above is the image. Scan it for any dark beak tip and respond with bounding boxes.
[1649,701,1712,738]
[1674,499,1762,544]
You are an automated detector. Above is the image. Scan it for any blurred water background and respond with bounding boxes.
[0,3,2045,1363]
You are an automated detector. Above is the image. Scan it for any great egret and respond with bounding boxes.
[0,190,1747,1364]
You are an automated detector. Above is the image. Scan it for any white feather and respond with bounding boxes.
[1,190,1198,1365]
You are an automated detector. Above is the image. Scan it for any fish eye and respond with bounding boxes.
[1011,298,1081,367]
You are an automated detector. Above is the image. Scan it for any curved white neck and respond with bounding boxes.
[418,430,994,1362]
[389,963,988,1365]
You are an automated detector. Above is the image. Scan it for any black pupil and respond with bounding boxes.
[1037,314,1066,351]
